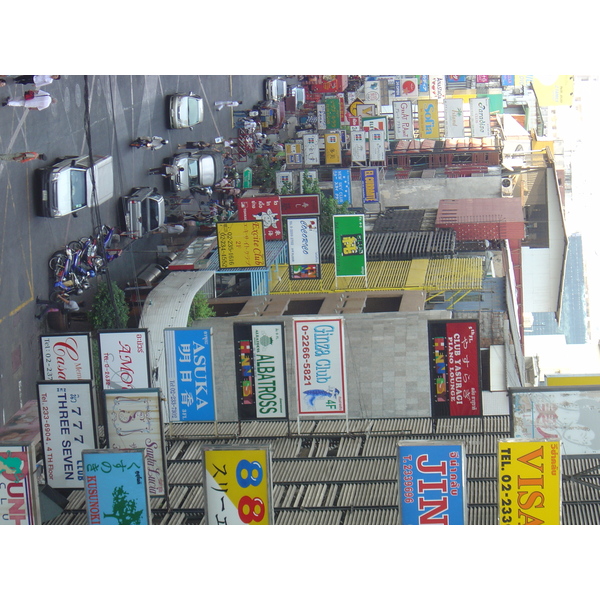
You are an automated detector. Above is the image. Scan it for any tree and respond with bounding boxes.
[300,170,351,235]
[103,485,145,525]
[188,292,216,325]
[89,281,130,330]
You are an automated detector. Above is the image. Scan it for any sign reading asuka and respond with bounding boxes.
[293,318,347,415]
[333,214,367,277]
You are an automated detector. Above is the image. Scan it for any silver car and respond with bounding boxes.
[169,92,204,129]
[167,151,224,192]
[123,187,165,238]
[264,77,287,102]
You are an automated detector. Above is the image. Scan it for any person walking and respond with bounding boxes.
[177,141,212,150]
[214,100,242,111]
[148,164,184,178]
[12,75,61,87]
[3,90,56,111]
[130,136,169,150]
[35,294,83,320]
[0,152,46,163]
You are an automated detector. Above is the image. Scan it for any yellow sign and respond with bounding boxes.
[325,132,342,164]
[532,76,574,106]
[217,221,266,269]
[203,447,272,525]
[417,99,439,138]
[498,440,561,525]
[546,374,600,386]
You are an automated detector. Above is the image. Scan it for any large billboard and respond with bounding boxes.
[293,317,347,415]
[333,214,367,277]
[418,99,440,138]
[233,323,288,420]
[217,221,266,269]
[37,380,97,489]
[280,194,320,217]
[82,448,151,525]
[0,444,40,525]
[398,441,467,525]
[510,387,600,455]
[104,388,167,497]
[40,333,93,381]
[287,216,321,280]
[98,329,150,390]
[428,321,482,417]
[497,439,561,525]
[236,196,283,241]
[164,328,216,422]
[203,445,273,525]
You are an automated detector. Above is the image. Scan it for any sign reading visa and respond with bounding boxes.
[104,388,167,497]
[237,196,283,241]
[398,441,467,525]
[37,380,97,489]
[82,448,151,525]
[332,169,352,204]
[418,99,440,138]
[293,317,347,415]
[497,440,561,525]
[0,444,40,525]
[164,328,216,422]
[325,132,342,164]
[333,214,366,277]
[469,97,491,137]
[393,100,414,139]
[203,445,273,525]
[361,167,379,203]
[40,333,92,381]
[98,329,150,391]
[233,323,288,420]
[280,194,320,216]
[217,221,266,269]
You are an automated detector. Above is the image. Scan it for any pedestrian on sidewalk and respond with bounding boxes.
[177,141,212,150]
[214,100,242,111]
[12,75,61,87]
[130,136,169,150]
[3,90,56,111]
[148,164,184,178]
[0,152,46,163]
[35,294,84,320]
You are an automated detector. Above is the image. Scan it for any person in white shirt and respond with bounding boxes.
[3,90,56,111]
[12,75,61,87]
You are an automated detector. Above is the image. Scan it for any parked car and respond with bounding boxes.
[169,92,204,129]
[291,86,306,109]
[122,187,165,238]
[38,155,114,218]
[166,151,224,192]
[264,77,287,102]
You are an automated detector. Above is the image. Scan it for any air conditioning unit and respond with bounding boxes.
[501,177,514,197]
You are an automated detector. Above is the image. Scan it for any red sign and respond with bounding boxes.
[280,194,321,217]
[237,196,283,241]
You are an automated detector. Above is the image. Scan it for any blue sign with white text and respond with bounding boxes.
[332,169,352,205]
[398,443,466,525]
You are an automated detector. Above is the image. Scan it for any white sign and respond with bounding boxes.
[276,171,294,194]
[430,76,446,99]
[444,98,465,138]
[287,217,321,266]
[299,170,318,193]
[369,130,386,161]
[293,317,347,415]
[37,381,97,488]
[40,334,93,381]
[98,330,150,390]
[393,100,414,140]
[351,130,367,162]
[317,103,327,130]
[303,133,320,165]
[469,97,491,137]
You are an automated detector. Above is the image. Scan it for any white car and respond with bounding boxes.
[123,187,165,238]
[169,92,204,129]
[39,155,114,218]
[166,151,224,192]
[264,78,287,102]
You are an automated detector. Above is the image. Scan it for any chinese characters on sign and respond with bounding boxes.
[237,196,283,241]
[217,221,266,269]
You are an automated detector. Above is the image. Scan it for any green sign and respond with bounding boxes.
[243,167,252,189]
[325,96,341,129]
[333,214,367,277]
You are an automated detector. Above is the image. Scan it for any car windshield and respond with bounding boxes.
[187,98,202,125]
[70,169,87,210]
[141,199,161,231]
[187,159,200,186]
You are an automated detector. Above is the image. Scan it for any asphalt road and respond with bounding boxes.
[0,74,273,426]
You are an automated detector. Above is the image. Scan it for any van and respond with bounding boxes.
[39,155,114,218]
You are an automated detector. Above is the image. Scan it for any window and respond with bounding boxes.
[363,296,402,313]
[211,302,246,317]
[283,299,324,315]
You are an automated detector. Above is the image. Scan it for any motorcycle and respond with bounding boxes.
[48,247,89,295]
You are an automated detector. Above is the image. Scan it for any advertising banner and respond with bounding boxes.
[497,439,561,525]
[203,445,273,525]
[369,129,386,161]
[333,214,367,277]
[332,169,352,204]
[428,321,482,417]
[398,441,467,525]
[37,380,97,489]
[0,444,40,525]
[287,217,321,279]
[399,76,419,98]
[104,388,167,496]
[237,196,283,241]
[510,387,600,455]
[325,132,342,165]
[40,333,92,381]
[351,130,367,162]
[324,96,341,129]
[361,167,379,203]
[293,317,347,415]
[233,323,288,420]
[98,330,150,391]
[164,328,216,422]
[429,76,446,99]
[217,221,266,269]
[82,448,151,525]
[418,99,440,138]
[393,100,414,139]
[285,142,303,165]
[280,194,320,217]
[444,98,465,138]
[469,97,491,137]
[302,133,320,165]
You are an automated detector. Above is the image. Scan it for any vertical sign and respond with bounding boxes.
[333,214,367,277]
[285,142,303,165]
[399,76,419,98]
[203,446,273,525]
[325,132,342,164]
[332,169,352,205]
[469,97,491,137]
[217,221,266,269]
[398,442,467,525]
[429,76,446,99]
[40,334,93,381]
[497,440,561,525]
[369,130,386,161]
[293,317,347,415]
[82,448,151,525]
[351,130,367,162]
[98,330,150,391]
[302,133,320,165]
[316,103,327,130]
[418,99,440,138]
[444,98,465,138]
[237,196,283,241]
[0,444,40,525]
[324,97,341,129]
[393,100,414,139]
[233,323,288,420]
[104,388,167,497]
[361,167,379,203]
[37,380,97,489]
[287,217,321,279]
[164,328,216,422]
[276,170,294,194]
